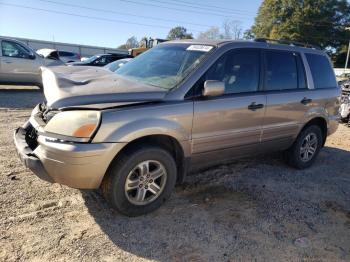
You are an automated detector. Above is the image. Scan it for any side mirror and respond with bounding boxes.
[29,53,36,60]
[203,80,225,97]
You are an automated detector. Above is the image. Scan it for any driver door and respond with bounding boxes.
[191,48,266,168]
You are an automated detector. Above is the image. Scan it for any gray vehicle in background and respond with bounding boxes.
[14,39,340,216]
[0,37,63,87]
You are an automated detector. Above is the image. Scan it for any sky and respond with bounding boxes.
[0,0,262,48]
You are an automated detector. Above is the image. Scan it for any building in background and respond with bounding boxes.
[1,35,128,58]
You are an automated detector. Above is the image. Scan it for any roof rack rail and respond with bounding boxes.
[254,38,321,50]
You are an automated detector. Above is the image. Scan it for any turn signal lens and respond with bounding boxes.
[73,123,98,137]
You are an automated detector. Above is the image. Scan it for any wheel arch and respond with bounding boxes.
[106,134,190,185]
[300,117,328,146]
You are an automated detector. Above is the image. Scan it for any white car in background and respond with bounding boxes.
[104,58,132,72]
[80,57,90,62]
[0,38,63,87]
[36,49,80,63]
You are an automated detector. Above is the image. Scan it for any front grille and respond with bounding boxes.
[39,103,59,123]
[25,124,38,150]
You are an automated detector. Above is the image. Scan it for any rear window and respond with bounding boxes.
[305,53,336,89]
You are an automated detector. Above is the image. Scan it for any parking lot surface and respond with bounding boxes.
[1,87,350,261]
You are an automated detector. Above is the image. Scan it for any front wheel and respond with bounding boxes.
[101,146,177,216]
[285,125,323,169]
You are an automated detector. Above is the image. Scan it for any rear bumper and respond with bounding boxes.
[14,124,126,189]
[328,115,340,136]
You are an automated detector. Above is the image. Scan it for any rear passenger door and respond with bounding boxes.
[191,49,266,167]
[261,49,314,151]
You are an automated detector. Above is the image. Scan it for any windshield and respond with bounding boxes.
[115,44,213,90]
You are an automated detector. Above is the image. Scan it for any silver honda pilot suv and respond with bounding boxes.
[14,39,340,216]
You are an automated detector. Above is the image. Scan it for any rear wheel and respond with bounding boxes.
[285,125,323,169]
[101,146,177,216]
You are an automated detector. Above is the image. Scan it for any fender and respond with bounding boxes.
[92,102,194,157]
[99,118,190,142]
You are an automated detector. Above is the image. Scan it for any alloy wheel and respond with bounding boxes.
[124,160,167,206]
[300,132,318,162]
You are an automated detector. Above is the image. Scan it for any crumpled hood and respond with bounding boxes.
[41,66,167,109]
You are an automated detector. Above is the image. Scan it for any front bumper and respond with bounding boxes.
[14,109,126,189]
[14,127,54,183]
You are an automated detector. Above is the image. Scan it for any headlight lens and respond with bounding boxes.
[44,111,100,138]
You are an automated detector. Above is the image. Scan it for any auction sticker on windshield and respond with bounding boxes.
[186,45,213,52]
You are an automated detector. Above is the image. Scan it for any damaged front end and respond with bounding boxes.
[13,102,122,189]
[14,103,54,183]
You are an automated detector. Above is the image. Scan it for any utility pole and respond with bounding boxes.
[345,40,350,72]
[345,27,350,73]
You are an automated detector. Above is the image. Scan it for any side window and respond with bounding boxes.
[106,56,115,64]
[264,50,298,91]
[95,56,109,65]
[205,49,260,95]
[59,51,74,57]
[1,41,31,59]
[305,53,337,89]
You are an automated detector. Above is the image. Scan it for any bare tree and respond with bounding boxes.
[197,20,243,40]
[139,36,149,48]
[197,27,224,40]
[222,19,243,40]
[125,36,139,49]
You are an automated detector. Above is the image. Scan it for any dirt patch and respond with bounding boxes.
[1,90,350,261]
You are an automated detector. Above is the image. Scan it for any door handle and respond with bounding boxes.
[3,60,12,64]
[248,102,264,111]
[301,97,312,105]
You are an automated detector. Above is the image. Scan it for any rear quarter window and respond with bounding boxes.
[305,53,337,89]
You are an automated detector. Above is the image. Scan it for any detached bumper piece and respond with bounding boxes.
[14,126,53,183]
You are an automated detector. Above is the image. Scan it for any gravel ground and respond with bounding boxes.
[1,88,350,262]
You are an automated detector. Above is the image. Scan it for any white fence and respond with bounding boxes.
[334,68,350,76]
[1,35,128,58]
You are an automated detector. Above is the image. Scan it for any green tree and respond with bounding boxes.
[251,0,350,51]
[167,26,193,40]
[243,29,255,40]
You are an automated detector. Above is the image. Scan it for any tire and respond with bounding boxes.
[285,125,323,169]
[101,146,177,216]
